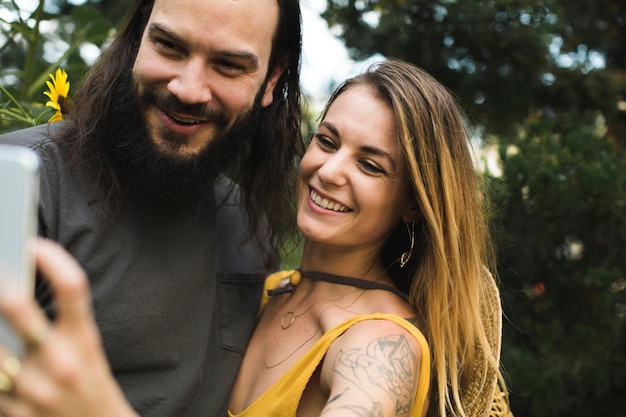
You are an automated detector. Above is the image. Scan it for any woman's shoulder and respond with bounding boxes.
[322,314,429,374]
[333,314,427,351]
[319,314,430,416]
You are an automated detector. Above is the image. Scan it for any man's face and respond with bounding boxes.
[131,0,284,160]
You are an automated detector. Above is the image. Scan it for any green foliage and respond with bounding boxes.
[0,82,50,126]
[0,0,115,132]
[490,78,626,415]
[488,117,626,416]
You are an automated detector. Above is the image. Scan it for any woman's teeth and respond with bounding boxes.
[310,189,349,212]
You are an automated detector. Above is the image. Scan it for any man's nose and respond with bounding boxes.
[167,58,213,104]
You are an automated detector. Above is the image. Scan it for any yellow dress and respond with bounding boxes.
[228,271,431,417]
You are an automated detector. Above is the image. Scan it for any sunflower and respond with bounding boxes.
[44,68,70,122]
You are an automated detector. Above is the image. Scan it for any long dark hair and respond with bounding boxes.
[56,0,304,264]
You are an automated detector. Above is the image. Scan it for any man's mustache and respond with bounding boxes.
[140,90,229,126]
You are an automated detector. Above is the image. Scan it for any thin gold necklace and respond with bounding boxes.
[264,288,365,368]
[279,286,361,329]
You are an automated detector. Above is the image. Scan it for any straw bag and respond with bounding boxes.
[462,270,514,417]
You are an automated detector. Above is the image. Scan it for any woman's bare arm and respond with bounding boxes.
[320,320,423,417]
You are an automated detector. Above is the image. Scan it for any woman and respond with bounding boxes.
[0,60,507,417]
[229,60,505,417]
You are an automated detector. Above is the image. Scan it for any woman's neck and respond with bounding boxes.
[299,239,388,284]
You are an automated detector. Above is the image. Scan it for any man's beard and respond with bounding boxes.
[106,71,263,200]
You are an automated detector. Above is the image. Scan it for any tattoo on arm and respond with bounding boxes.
[330,334,418,416]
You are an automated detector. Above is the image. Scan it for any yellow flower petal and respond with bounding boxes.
[43,68,70,123]
[48,111,63,123]
[45,101,60,111]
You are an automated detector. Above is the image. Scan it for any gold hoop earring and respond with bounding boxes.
[400,221,415,268]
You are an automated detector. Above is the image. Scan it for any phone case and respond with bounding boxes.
[0,144,40,355]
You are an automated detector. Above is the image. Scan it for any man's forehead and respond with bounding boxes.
[149,0,280,27]
[147,0,280,54]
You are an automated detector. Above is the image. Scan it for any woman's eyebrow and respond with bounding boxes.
[360,145,397,170]
[319,120,339,137]
[319,121,397,170]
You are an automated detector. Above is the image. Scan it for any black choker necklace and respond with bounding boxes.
[267,270,409,302]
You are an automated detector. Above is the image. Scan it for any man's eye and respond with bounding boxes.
[153,38,183,54]
[217,60,246,73]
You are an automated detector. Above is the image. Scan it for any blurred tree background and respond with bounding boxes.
[2,0,625,415]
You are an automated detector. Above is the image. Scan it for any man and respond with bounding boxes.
[0,0,303,415]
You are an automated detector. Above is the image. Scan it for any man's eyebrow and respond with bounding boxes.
[146,23,259,69]
[147,23,180,42]
[216,50,259,69]
[319,120,398,171]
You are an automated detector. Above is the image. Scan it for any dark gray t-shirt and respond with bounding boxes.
[0,123,272,417]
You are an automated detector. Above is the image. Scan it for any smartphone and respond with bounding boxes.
[0,144,40,355]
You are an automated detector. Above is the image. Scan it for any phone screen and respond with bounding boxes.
[0,144,40,355]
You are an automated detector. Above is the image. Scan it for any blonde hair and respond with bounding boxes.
[323,60,503,417]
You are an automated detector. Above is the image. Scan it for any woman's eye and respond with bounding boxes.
[360,160,385,175]
[314,134,336,151]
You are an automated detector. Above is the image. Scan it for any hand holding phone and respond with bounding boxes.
[0,144,40,355]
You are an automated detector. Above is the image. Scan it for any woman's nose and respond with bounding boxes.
[317,153,348,187]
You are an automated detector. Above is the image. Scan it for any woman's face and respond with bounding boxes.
[297,85,415,251]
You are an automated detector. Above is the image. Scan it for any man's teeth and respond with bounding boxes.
[310,190,349,212]
[169,113,200,125]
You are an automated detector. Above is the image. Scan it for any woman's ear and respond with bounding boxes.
[402,203,420,224]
